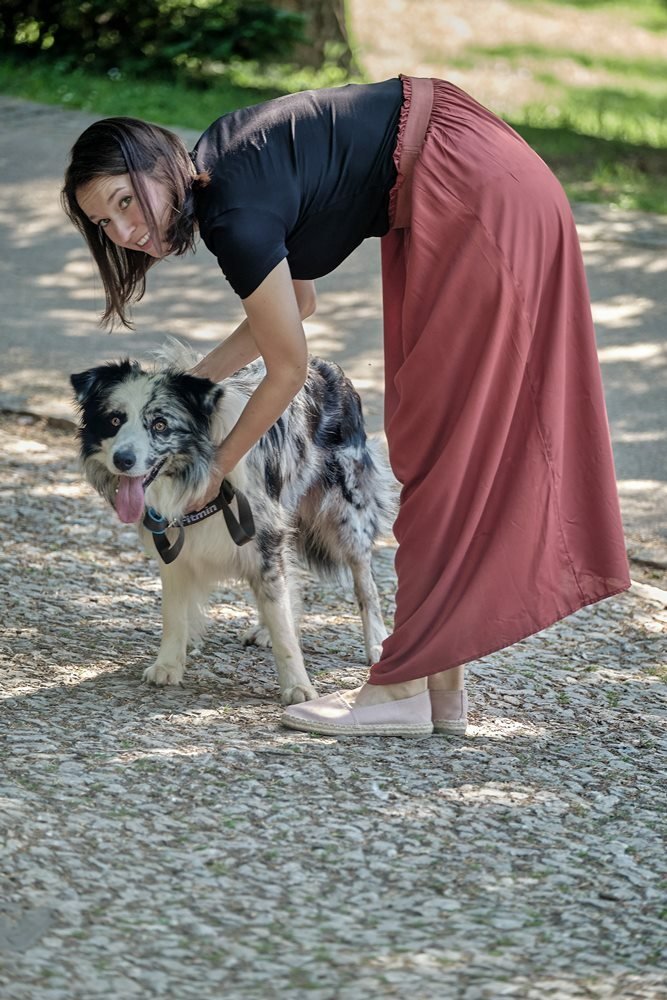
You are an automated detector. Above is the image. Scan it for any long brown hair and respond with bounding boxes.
[62,117,208,329]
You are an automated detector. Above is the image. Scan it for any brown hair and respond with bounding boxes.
[62,116,209,329]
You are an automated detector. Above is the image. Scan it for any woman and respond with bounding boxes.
[62,75,630,738]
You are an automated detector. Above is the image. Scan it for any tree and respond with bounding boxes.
[273,0,358,71]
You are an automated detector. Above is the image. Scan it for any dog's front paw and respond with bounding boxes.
[242,623,273,649]
[281,683,318,706]
[143,662,185,686]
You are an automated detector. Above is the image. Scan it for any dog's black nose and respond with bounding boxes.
[113,449,136,472]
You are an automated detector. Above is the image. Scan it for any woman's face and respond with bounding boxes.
[76,173,171,258]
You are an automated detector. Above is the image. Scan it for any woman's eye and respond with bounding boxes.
[120,195,132,209]
[152,418,168,433]
[99,219,109,229]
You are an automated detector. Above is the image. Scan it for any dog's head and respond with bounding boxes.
[71,360,223,523]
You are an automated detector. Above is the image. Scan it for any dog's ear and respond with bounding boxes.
[200,382,224,417]
[70,368,102,405]
[71,359,138,406]
[174,372,224,417]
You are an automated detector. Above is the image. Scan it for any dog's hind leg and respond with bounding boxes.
[143,561,193,685]
[350,558,389,665]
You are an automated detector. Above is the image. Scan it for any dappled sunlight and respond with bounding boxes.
[616,430,665,443]
[109,744,216,765]
[617,480,667,551]
[304,328,348,357]
[26,481,93,498]
[466,718,548,740]
[620,478,665,492]
[36,256,96,285]
[593,300,657,332]
[3,438,49,455]
[436,782,565,808]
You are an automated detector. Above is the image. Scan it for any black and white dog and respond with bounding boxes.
[71,342,394,705]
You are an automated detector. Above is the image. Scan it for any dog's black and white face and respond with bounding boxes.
[71,361,222,523]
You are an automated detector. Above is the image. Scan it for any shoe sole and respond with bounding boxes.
[432,720,468,735]
[281,715,434,738]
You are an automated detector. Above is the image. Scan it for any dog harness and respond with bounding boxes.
[143,479,255,564]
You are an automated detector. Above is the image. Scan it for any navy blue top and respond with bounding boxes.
[191,78,403,299]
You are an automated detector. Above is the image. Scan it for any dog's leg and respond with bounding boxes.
[251,575,317,705]
[143,562,191,685]
[243,570,303,650]
[350,559,389,665]
[241,606,272,650]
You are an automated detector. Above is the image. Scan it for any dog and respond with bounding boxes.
[70,341,395,705]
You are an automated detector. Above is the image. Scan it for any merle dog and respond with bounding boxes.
[71,342,395,704]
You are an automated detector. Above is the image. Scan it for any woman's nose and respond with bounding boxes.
[111,215,136,246]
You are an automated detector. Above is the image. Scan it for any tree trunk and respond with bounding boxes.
[275,0,358,71]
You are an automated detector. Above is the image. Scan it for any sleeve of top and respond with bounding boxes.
[201,207,290,300]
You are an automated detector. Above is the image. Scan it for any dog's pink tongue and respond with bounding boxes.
[115,475,145,523]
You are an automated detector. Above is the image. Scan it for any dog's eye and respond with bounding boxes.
[152,418,168,433]
[110,415,122,428]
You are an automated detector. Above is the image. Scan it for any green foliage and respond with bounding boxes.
[0,49,357,129]
[0,0,306,75]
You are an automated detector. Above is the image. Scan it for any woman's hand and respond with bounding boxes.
[187,446,226,513]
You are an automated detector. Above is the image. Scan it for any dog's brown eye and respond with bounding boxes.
[110,416,121,427]
[152,418,168,433]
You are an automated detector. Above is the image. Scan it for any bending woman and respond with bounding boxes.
[62,75,630,738]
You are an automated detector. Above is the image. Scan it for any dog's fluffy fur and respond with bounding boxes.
[71,341,395,704]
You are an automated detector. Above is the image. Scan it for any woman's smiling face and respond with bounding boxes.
[76,173,171,258]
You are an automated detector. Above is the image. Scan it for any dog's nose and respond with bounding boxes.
[113,449,136,472]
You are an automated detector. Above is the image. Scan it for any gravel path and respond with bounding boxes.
[1,412,666,1000]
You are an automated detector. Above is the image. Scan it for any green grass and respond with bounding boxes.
[476,44,667,86]
[0,54,352,131]
[467,32,667,213]
[512,0,667,31]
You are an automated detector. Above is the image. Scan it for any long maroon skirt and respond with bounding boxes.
[369,77,630,685]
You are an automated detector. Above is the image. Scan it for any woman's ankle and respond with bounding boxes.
[355,677,427,706]
[427,665,465,692]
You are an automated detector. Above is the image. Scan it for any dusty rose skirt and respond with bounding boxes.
[370,77,630,684]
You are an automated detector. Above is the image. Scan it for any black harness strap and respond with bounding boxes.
[143,479,255,565]
[143,508,185,565]
[216,479,256,547]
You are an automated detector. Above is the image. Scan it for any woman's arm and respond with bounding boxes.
[212,260,312,475]
[191,276,316,383]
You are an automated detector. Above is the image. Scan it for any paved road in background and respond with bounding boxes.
[1,95,665,571]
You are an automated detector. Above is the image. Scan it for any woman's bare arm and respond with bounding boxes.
[190,276,316,383]
[186,266,314,505]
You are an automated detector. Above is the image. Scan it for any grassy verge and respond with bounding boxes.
[0,55,351,131]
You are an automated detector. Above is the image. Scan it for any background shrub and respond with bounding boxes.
[0,0,307,75]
